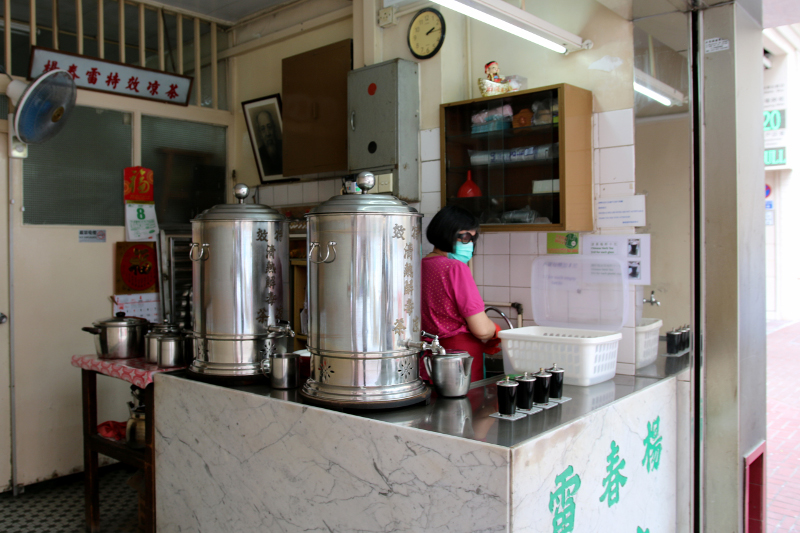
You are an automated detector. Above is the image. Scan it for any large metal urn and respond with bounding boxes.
[301,173,430,408]
[188,184,293,380]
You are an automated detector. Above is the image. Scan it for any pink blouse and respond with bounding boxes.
[421,256,485,339]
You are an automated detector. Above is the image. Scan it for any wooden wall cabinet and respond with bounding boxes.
[440,84,592,232]
[282,40,352,177]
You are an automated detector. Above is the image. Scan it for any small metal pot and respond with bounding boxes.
[145,321,181,364]
[82,312,149,359]
[424,352,473,398]
[268,352,300,389]
[157,333,185,368]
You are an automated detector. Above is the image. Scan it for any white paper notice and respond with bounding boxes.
[112,293,161,322]
[125,203,159,241]
[596,195,646,228]
[583,234,651,285]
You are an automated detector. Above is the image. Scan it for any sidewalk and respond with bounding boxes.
[767,320,800,532]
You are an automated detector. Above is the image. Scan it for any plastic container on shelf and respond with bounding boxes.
[634,317,663,369]
[499,255,628,387]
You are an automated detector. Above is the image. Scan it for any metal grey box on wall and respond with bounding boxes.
[348,59,420,202]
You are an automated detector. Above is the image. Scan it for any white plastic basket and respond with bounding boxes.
[499,326,622,386]
[635,318,662,369]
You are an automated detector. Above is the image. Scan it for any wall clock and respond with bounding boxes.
[407,8,446,60]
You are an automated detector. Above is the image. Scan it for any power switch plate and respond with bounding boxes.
[377,172,393,193]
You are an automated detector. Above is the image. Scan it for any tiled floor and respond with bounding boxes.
[0,464,139,532]
[767,320,800,532]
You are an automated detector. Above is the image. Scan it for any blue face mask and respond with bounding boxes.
[448,242,474,263]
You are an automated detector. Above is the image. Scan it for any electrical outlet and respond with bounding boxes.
[378,7,397,27]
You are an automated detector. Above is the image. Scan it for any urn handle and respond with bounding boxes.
[308,241,337,264]
[189,243,209,262]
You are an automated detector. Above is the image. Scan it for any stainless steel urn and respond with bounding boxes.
[301,174,429,407]
[188,184,293,379]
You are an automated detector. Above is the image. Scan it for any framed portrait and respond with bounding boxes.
[242,94,284,183]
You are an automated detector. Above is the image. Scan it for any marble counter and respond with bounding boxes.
[155,370,678,532]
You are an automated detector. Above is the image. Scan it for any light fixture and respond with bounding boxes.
[634,68,686,107]
[431,0,592,54]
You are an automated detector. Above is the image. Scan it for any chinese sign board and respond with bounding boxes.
[583,234,651,285]
[29,47,192,106]
[764,55,789,167]
[115,242,157,294]
[78,229,106,243]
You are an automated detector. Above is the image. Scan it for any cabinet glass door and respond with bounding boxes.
[443,88,560,227]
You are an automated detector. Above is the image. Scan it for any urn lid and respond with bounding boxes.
[309,172,420,215]
[193,183,285,222]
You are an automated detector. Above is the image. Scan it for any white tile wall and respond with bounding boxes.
[599,145,635,184]
[615,362,635,376]
[483,255,509,286]
[258,185,274,206]
[617,326,636,365]
[471,255,484,286]
[420,128,441,162]
[484,285,510,304]
[287,183,303,205]
[273,184,288,205]
[599,182,635,198]
[596,108,634,148]
[509,233,538,255]
[318,179,338,202]
[420,192,441,215]
[421,161,441,193]
[302,182,318,204]
[483,233,510,255]
[509,255,535,287]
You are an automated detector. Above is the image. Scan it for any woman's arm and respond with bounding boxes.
[465,311,497,341]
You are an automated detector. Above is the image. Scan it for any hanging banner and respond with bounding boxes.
[124,167,154,203]
[29,47,193,106]
[115,242,158,294]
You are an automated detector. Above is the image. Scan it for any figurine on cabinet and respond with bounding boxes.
[478,61,527,97]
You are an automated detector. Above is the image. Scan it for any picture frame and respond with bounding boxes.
[242,94,284,183]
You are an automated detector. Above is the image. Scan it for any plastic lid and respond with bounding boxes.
[309,193,420,215]
[530,255,629,331]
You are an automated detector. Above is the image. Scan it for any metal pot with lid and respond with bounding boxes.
[145,320,181,363]
[82,312,149,359]
[188,183,294,380]
[301,172,429,408]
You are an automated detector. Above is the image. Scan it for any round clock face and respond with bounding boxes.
[408,8,446,60]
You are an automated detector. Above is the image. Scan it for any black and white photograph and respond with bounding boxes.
[242,94,283,182]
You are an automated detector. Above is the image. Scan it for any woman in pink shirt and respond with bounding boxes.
[420,206,500,383]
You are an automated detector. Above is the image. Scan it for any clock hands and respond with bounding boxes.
[426,26,441,35]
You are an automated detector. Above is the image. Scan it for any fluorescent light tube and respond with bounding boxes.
[634,68,686,107]
[634,82,671,106]
[430,0,588,54]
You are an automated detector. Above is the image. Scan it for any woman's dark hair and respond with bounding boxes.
[426,206,480,253]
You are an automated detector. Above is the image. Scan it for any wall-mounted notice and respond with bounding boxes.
[78,229,106,243]
[546,232,579,254]
[596,195,646,228]
[583,234,651,285]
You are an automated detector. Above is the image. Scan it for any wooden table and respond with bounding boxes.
[72,355,184,533]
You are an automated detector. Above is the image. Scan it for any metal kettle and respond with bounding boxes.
[424,351,474,397]
[125,401,146,448]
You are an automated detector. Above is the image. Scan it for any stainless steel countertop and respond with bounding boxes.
[170,351,688,449]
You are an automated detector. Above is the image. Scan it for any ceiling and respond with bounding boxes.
[154,0,293,25]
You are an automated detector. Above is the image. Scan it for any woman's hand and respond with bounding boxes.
[465,311,497,341]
